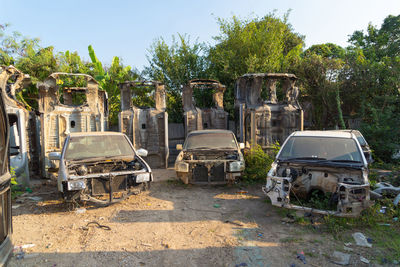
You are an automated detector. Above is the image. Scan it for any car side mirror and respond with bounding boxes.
[239,143,245,149]
[136,148,148,157]
[176,144,183,150]
[49,152,61,161]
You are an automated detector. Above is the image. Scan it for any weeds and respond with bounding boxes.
[242,143,279,182]
[10,167,24,199]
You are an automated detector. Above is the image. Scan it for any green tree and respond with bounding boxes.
[340,14,400,162]
[144,34,209,122]
[208,12,304,117]
[88,45,137,125]
[297,43,346,129]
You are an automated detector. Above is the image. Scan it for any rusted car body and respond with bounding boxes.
[0,66,40,185]
[175,130,245,184]
[262,130,373,217]
[0,66,15,265]
[183,79,228,136]
[235,73,303,149]
[37,73,108,179]
[51,132,152,203]
[118,81,168,168]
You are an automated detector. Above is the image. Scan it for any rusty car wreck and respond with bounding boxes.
[182,79,228,136]
[37,73,109,179]
[0,66,17,265]
[262,130,373,217]
[175,129,245,184]
[0,66,40,185]
[50,132,152,204]
[118,81,168,168]
[235,73,303,149]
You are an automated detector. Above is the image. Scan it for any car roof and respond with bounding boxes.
[291,130,354,138]
[188,129,234,135]
[68,131,125,137]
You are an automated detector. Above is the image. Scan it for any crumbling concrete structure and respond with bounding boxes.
[37,73,108,179]
[182,79,228,136]
[118,81,168,168]
[0,66,39,184]
[235,73,303,149]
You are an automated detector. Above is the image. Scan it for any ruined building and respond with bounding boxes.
[182,79,228,136]
[0,66,39,184]
[119,81,168,168]
[235,73,303,149]
[37,73,109,179]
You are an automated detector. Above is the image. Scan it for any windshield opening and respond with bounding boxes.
[278,136,362,162]
[184,132,237,150]
[65,135,134,160]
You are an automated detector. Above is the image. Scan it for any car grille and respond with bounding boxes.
[192,163,226,183]
[91,175,127,195]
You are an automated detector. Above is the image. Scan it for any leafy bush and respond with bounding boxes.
[242,143,280,181]
[10,167,23,199]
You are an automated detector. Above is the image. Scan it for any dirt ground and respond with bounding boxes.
[8,169,377,267]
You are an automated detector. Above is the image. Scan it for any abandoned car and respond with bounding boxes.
[262,130,373,217]
[119,81,169,169]
[182,79,228,136]
[37,72,109,179]
[175,129,245,184]
[0,66,15,266]
[1,66,40,185]
[50,132,152,203]
[235,73,303,150]
[336,130,373,164]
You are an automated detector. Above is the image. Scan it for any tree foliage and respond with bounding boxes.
[297,43,346,129]
[1,13,400,163]
[208,12,304,117]
[209,12,304,84]
[87,45,137,125]
[342,15,400,162]
[144,34,209,122]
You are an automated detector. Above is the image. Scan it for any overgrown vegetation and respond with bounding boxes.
[1,13,400,163]
[322,199,400,262]
[10,167,24,199]
[242,143,280,182]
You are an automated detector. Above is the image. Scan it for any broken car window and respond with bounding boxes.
[65,135,134,160]
[278,136,362,162]
[184,132,237,150]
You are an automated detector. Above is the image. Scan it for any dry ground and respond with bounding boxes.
[8,169,377,266]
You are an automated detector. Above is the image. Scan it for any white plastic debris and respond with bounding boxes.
[360,256,370,264]
[331,251,351,265]
[75,208,86,214]
[352,232,372,248]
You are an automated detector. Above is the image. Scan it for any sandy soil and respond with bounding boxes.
[8,169,371,267]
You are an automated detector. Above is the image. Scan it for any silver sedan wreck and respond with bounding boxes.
[50,132,152,204]
[263,130,373,217]
[175,130,245,184]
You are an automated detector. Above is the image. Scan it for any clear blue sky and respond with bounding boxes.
[1,0,400,71]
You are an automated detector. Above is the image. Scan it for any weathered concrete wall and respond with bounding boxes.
[182,79,228,136]
[37,73,108,179]
[234,73,303,149]
[118,81,169,169]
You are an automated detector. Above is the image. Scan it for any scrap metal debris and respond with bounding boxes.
[182,79,228,136]
[119,81,169,168]
[234,73,303,149]
[36,73,109,179]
